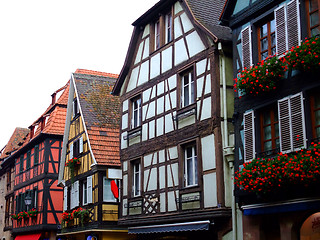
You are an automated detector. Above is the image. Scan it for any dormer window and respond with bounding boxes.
[152,10,173,52]
[73,98,80,118]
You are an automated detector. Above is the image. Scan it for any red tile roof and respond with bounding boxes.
[75,69,119,79]
[0,128,29,160]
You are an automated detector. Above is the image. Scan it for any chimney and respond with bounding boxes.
[51,93,56,105]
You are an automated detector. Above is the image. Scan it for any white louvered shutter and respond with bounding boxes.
[278,97,292,153]
[87,176,93,204]
[63,187,68,211]
[241,26,252,69]
[70,184,75,209]
[79,136,83,154]
[244,111,255,162]
[290,92,306,151]
[275,4,287,55]
[74,181,80,207]
[69,142,73,159]
[287,0,301,50]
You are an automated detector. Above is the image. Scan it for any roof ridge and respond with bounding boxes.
[75,69,119,79]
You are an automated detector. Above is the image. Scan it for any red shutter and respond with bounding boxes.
[278,97,292,153]
[241,26,252,69]
[287,0,300,50]
[290,92,306,151]
[244,111,255,161]
[275,4,287,55]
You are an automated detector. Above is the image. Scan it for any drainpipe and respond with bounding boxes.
[218,42,237,240]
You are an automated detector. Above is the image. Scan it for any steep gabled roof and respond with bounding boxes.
[113,0,231,95]
[0,127,29,161]
[73,69,120,166]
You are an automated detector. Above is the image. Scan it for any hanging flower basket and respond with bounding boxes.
[28,208,38,217]
[235,142,320,196]
[65,157,80,183]
[284,35,320,73]
[235,55,287,96]
[73,207,89,226]
[61,212,74,227]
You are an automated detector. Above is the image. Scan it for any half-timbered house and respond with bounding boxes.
[112,0,235,239]
[7,83,69,240]
[57,69,127,240]
[0,128,29,240]
[220,0,320,239]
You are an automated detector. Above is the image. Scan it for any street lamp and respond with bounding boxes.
[24,196,32,211]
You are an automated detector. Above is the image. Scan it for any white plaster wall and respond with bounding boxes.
[168,191,177,212]
[201,134,216,171]
[162,46,173,73]
[142,24,150,38]
[123,161,127,172]
[135,41,144,64]
[168,146,178,160]
[203,172,217,208]
[144,153,153,167]
[157,96,164,115]
[167,75,177,90]
[196,58,207,76]
[159,166,166,189]
[157,81,165,96]
[144,169,149,191]
[150,53,161,79]
[148,168,157,191]
[143,38,150,60]
[142,123,148,141]
[174,38,189,66]
[143,88,151,102]
[156,117,164,137]
[146,101,156,119]
[149,120,155,139]
[180,12,194,32]
[167,163,178,187]
[201,97,212,120]
[165,113,175,133]
[127,66,139,92]
[174,1,183,14]
[160,192,166,212]
[159,149,165,163]
[174,17,183,38]
[204,74,211,94]
[186,31,206,57]
[137,60,149,86]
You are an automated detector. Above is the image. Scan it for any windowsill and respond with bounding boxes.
[150,41,173,57]
[175,103,196,121]
[124,126,142,140]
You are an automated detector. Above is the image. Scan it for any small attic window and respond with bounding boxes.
[73,98,80,118]
[99,131,108,136]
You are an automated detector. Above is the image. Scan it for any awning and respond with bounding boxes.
[15,233,41,240]
[243,199,320,216]
[128,220,210,234]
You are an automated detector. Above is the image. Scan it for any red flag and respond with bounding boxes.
[111,180,119,199]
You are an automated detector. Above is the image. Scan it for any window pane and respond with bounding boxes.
[316,127,320,138]
[315,110,320,125]
[103,178,116,202]
[310,0,319,12]
[261,38,268,51]
[261,23,268,37]
[184,85,189,106]
[261,52,268,60]
[187,158,194,186]
[310,12,319,27]
[264,141,272,151]
[264,126,272,140]
[263,112,271,125]
[311,27,320,36]
[191,80,195,104]
[270,19,275,32]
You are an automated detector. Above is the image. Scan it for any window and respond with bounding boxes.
[73,98,80,117]
[132,160,141,197]
[183,144,198,187]
[310,94,320,139]
[180,70,195,108]
[152,11,173,51]
[19,155,24,173]
[70,136,83,159]
[306,0,320,36]
[258,19,276,60]
[130,96,142,129]
[260,106,280,154]
[103,177,117,202]
[34,145,39,165]
[26,150,31,169]
[83,179,88,205]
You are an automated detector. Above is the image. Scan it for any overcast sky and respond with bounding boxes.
[0,0,159,149]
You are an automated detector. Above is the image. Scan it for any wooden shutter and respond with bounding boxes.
[63,187,68,211]
[244,111,255,161]
[87,176,93,204]
[290,92,306,151]
[70,184,74,209]
[287,0,300,50]
[278,97,292,153]
[74,181,79,207]
[79,136,83,154]
[275,4,287,55]
[241,26,252,69]
[69,142,73,159]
